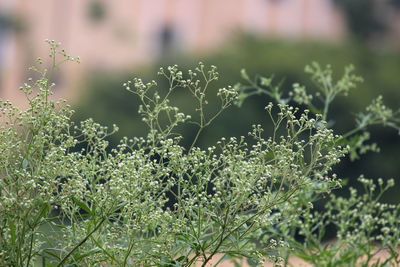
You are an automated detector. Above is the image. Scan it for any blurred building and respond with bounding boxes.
[0,0,352,108]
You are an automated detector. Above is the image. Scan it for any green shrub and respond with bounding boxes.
[1,41,399,266]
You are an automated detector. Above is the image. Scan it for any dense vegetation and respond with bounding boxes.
[1,40,400,266]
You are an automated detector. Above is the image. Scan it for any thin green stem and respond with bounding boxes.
[57,217,106,267]
[201,205,230,267]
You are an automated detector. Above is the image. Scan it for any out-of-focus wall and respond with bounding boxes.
[0,0,346,108]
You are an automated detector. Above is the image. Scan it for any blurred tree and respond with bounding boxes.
[0,12,24,33]
[334,0,400,41]
[334,0,385,40]
[88,0,106,23]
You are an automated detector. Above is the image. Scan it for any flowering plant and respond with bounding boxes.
[0,41,399,267]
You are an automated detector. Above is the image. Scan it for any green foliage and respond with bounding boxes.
[333,0,386,40]
[1,41,400,266]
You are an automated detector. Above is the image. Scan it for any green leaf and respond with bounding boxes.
[91,237,120,264]
[22,158,29,170]
[41,248,68,260]
[71,196,92,216]
[240,69,249,80]
[73,248,102,261]
[233,259,242,267]
[31,201,50,226]
[9,220,16,247]
[111,201,128,213]
[160,256,188,267]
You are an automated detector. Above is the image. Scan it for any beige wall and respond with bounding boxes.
[0,0,346,108]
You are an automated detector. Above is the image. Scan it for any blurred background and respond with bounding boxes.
[1,0,400,202]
